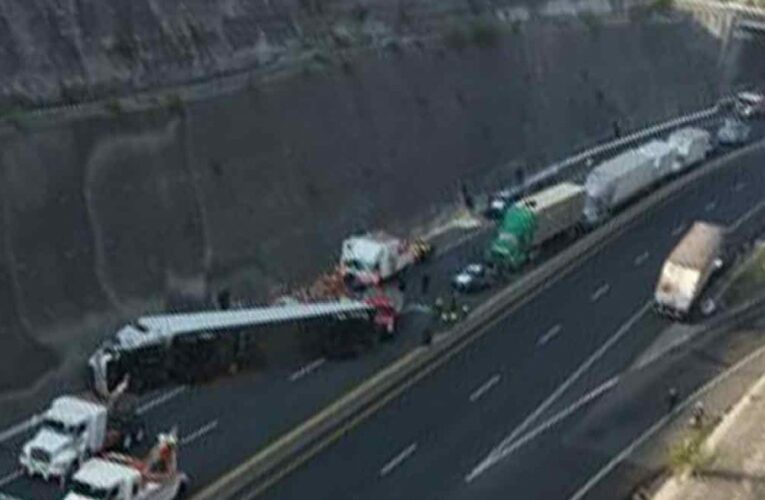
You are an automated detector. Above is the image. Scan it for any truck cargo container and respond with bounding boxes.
[654,221,725,319]
[667,127,713,172]
[89,297,398,396]
[583,144,669,225]
[488,182,586,271]
[639,139,678,179]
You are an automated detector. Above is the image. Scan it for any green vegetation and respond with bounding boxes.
[721,243,765,306]
[652,0,674,11]
[0,107,29,130]
[469,19,501,48]
[443,19,502,50]
[104,98,123,116]
[667,425,714,475]
[164,93,185,115]
[579,13,601,35]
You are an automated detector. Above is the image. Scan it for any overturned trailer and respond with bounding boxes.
[89,298,397,396]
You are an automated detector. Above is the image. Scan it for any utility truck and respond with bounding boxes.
[340,232,432,287]
[19,388,145,483]
[487,182,586,271]
[654,221,725,319]
[64,432,187,500]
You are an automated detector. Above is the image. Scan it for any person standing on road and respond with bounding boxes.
[666,387,679,412]
[422,327,434,346]
[421,273,431,297]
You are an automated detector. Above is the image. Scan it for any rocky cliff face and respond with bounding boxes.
[0,0,657,107]
[0,11,731,397]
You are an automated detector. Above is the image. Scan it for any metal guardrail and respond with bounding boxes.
[499,99,730,202]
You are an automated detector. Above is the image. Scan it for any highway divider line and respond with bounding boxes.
[465,375,620,482]
[193,132,765,500]
[568,296,765,500]
[485,300,650,464]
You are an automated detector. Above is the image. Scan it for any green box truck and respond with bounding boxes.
[488,182,586,271]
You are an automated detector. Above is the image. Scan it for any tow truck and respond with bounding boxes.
[64,431,187,500]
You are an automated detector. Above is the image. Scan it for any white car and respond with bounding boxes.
[717,117,751,146]
[735,91,765,119]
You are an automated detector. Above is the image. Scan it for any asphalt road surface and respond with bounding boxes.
[0,125,762,499]
[258,142,765,500]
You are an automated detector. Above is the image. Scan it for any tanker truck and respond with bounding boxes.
[487,182,586,272]
[654,221,725,319]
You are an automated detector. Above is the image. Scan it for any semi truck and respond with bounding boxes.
[19,392,145,483]
[89,297,399,395]
[64,432,187,500]
[487,182,586,271]
[340,232,432,287]
[654,221,725,319]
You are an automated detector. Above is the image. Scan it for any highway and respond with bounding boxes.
[0,213,496,498]
[258,142,765,500]
[0,130,762,499]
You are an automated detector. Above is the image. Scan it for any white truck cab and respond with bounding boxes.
[65,458,142,500]
[65,432,187,500]
[20,396,107,481]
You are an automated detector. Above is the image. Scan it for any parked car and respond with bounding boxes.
[735,90,765,119]
[717,117,751,146]
[452,263,493,293]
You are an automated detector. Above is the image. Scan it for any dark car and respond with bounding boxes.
[452,263,493,293]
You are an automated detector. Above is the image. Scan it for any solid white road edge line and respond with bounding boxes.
[465,376,619,483]
[379,443,418,477]
[567,338,765,500]
[481,300,650,460]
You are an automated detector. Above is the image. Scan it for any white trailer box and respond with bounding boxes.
[667,127,712,172]
[584,148,659,224]
[655,221,724,318]
[517,182,586,246]
[638,140,677,179]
